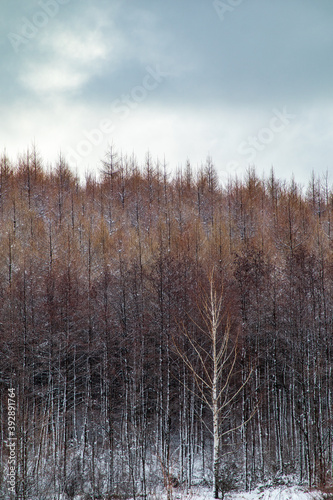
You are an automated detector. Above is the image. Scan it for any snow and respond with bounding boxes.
[227,486,322,500]
[159,486,322,500]
[66,484,325,500]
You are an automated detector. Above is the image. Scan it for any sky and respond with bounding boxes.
[1,0,333,185]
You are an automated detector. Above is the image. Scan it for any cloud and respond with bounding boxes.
[49,30,109,64]
[1,0,333,185]
[15,20,113,94]
[20,63,87,93]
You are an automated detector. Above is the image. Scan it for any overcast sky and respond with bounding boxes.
[2,0,333,185]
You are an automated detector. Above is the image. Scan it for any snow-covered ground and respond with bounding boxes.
[230,486,322,500]
[228,486,321,500]
[163,485,323,500]
[67,485,326,500]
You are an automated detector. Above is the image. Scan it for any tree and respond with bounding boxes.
[173,272,253,498]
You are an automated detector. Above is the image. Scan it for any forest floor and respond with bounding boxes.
[162,485,324,500]
[66,484,327,500]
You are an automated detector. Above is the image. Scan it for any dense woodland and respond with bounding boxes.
[0,147,332,499]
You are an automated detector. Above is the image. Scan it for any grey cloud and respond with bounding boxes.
[1,0,333,184]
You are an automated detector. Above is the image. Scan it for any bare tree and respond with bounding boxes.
[173,272,253,498]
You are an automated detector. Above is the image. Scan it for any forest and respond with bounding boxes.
[0,146,332,500]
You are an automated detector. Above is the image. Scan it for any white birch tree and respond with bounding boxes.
[174,272,253,498]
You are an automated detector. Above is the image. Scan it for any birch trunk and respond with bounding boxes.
[173,272,253,499]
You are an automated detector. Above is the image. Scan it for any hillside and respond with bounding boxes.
[0,147,332,499]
